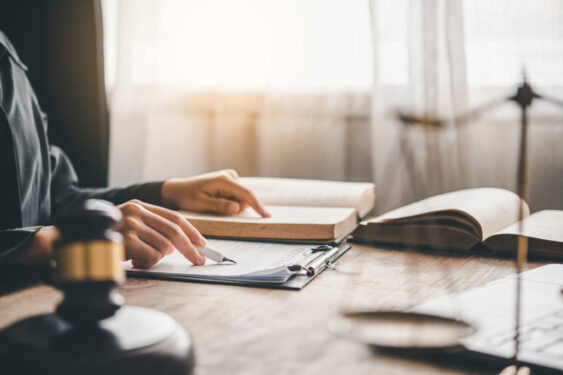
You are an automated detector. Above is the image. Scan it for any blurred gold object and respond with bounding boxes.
[54,241,125,283]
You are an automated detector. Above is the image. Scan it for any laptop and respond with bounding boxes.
[414,264,563,374]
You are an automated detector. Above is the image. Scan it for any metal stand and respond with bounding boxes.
[398,74,563,371]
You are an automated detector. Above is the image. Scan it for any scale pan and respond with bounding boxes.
[330,311,476,352]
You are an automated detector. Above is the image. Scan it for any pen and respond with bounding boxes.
[196,246,237,264]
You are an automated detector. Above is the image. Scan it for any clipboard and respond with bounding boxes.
[126,241,351,291]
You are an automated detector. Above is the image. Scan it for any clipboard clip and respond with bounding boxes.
[289,246,340,277]
[311,245,332,253]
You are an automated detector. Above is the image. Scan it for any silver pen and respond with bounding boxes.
[196,246,237,264]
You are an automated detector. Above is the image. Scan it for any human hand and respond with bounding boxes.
[118,199,207,268]
[497,365,530,375]
[161,169,270,217]
[14,226,59,266]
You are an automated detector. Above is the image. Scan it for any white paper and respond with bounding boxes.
[123,239,318,283]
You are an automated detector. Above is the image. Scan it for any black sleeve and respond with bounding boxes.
[50,145,165,215]
[0,227,41,262]
[0,149,165,262]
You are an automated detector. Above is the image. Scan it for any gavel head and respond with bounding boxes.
[53,199,125,326]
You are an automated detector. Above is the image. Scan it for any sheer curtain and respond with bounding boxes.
[371,0,469,213]
[371,0,563,213]
[103,0,373,188]
[103,0,563,212]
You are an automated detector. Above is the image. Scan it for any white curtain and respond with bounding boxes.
[104,0,563,213]
[371,0,468,213]
[104,0,372,188]
[370,0,563,214]
[109,87,371,184]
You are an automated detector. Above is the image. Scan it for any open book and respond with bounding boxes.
[352,188,563,259]
[180,178,375,242]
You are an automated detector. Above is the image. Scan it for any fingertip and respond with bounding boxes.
[194,235,207,247]
[190,246,206,265]
[194,253,206,266]
[226,202,239,215]
[255,204,270,217]
[132,259,148,269]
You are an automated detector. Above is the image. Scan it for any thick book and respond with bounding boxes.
[180,178,375,242]
[352,187,563,259]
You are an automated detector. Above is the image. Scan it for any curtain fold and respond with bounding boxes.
[109,84,372,186]
[106,0,562,212]
[107,0,373,187]
[370,0,563,213]
[371,0,468,213]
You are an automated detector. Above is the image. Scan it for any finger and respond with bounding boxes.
[124,232,163,269]
[199,196,241,215]
[497,366,531,375]
[134,200,207,246]
[223,169,239,180]
[138,205,205,265]
[238,201,249,212]
[135,221,175,256]
[216,180,270,217]
[516,367,530,375]
[122,215,173,255]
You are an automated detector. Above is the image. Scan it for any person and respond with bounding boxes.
[0,31,269,269]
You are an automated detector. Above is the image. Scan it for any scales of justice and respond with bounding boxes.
[331,73,563,374]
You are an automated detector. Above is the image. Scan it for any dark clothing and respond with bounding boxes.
[0,31,163,261]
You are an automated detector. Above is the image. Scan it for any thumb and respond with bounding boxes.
[202,196,240,215]
[132,259,149,269]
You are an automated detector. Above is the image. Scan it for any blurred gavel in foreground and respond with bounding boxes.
[0,200,194,375]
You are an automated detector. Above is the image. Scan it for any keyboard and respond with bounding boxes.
[484,309,563,359]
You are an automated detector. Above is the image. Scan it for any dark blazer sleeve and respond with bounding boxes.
[0,146,165,263]
[49,145,165,215]
[0,29,165,263]
[0,227,41,262]
[0,147,165,262]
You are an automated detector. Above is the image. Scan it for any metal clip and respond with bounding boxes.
[311,245,332,253]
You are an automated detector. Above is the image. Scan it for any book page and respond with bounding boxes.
[241,177,374,215]
[123,239,314,278]
[489,210,563,242]
[366,188,528,240]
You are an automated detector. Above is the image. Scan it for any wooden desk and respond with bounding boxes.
[0,244,546,375]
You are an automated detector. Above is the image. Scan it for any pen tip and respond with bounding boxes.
[223,257,237,264]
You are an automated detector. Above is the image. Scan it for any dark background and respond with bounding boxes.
[0,0,109,187]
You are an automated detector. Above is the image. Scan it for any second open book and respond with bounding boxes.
[352,188,563,259]
[180,177,375,243]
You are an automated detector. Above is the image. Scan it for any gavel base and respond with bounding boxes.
[0,305,194,375]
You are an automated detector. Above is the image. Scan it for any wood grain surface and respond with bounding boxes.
[0,243,547,375]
